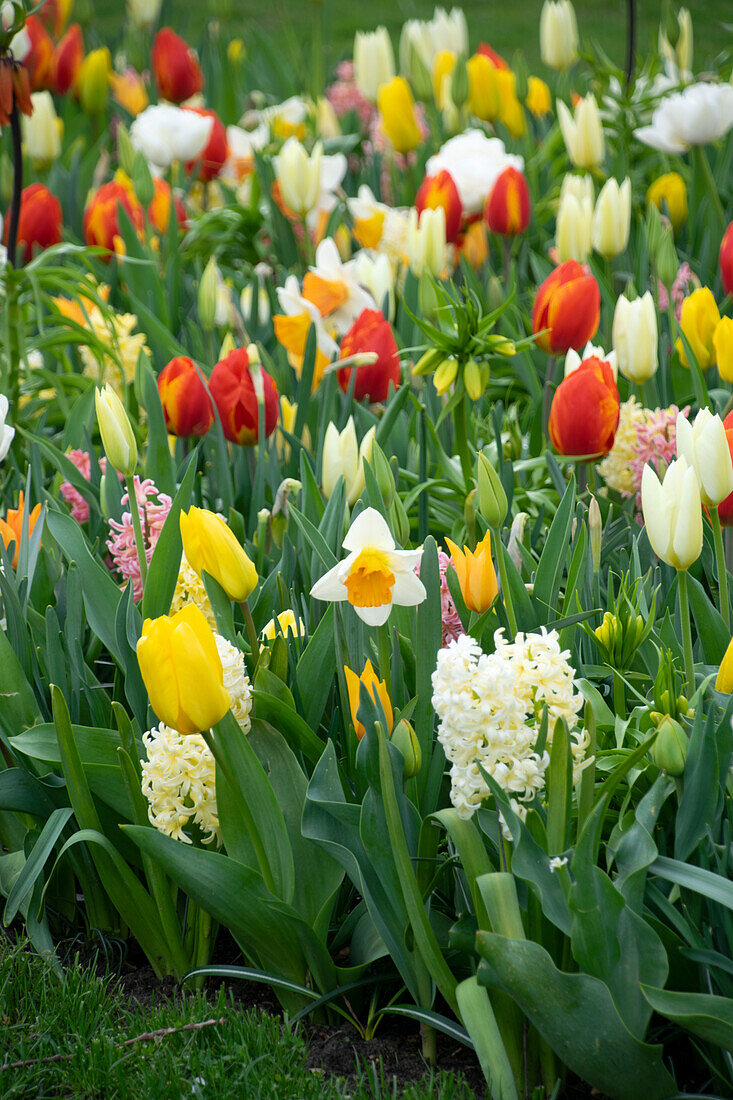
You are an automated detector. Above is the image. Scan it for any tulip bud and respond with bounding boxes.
[464,359,484,401]
[652,715,687,776]
[588,495,602,573]
[199,258,219,330]
[477,453,508,528]
[675,408,733,508]
[612,291,659,384]
[377,76,422,155]
[413,348,444,377]
[370,441,396,508]
[655,226,679,290]
[450,53,469,109]
[98,473,110,520]
[117,122,136,177]
[94,385,138,477]
[22,91,61,167]
[592,177,631,260]
[540,0,579,69]
[180,506,258,602]
[353,26,395,102]
[78,47,111,116]
[390,718,421,778]
[274,138,322,218]
[132,151,155,208]
[641,456,702,571]
[254,507,271,552]
[408,41,433,101]
[390,493,411,547]
[647,172,687,235]
[557,93,605,170]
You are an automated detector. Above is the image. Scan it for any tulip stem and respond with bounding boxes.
[492,525,518,637]
[239,600,261,668]
[677,569,695,699]
[711,505,730,630]
[125,475,148,590]
[452,399,473,487]
[695,144,726,239]
[541,357,556,437]
[6,100,22,270]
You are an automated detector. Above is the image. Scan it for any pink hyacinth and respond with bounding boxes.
[326,61,375,130]
[417,550,464,647]
[61,450,107,524]
[628,404,687,519]
[106,477,172,601]
[657,262,694,320]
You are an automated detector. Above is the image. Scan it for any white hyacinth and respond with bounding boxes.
[215,633,253,734]
[431,629,586,822]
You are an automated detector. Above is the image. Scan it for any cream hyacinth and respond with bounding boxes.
[432,629,586,821]
[170,553,217,631]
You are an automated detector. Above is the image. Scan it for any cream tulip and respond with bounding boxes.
[322,418,376,506]
[406,206,447,278]
[592,177,631,258]
[676,409,733,508]
[539,0,579,70]
[556,188,593,263]
[273,138,323,217]
[22,92,61,167]
[641,456,702,571]
[557,93,605,169]
[612,292,658,384]
[354,26,395,102]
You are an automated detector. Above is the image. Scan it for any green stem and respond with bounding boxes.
[125,475,148,591]
[452,397,473,487]
[377,623,392,698]
[613,670,625,718]
[239,600,261,668]
[695,144,726,239]
[711,505,730,631]
[677,569,695,699]
[492,525,518,637]
[542,356,556,437]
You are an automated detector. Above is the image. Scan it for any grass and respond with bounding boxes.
[0,940,476,1100]
[90,0,730,82]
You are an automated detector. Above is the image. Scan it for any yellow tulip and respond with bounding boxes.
[526,76,552,118]
[646,172,687,234]
[78,48,112,117]
[377,77,421,155]
[714,318,733,383]
[180,507,258,602]
[445,530,499,613]
[137,605,231,735]
[432,49,456,108]
[467,54,500,121]
[716,636,733,693]
[676,287,720,371]
[344,658,393,739]
[496,70,526,138]
[261,609,306,642]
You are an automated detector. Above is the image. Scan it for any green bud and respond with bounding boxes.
[652,715,687,776]
[198,257,220,331]
[266,633,289,681]
[645,202,664,261]
[487,275,504,312]
[588,495,602,574]
[511,51,529,103]
[451,54,470,109]
[409,41,433,102]
[132,151,155,209]
[477,453,508,528]
[390,494,410,548]
[370,441,396,508]
[117,124,136,178]
[655,225,679,290]
[391,718,422,779]
[98,473,110,520]
[413,348,444,377]
[464,359,484,401]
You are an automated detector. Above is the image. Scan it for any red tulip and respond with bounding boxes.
[476,42,509,69]
[484,166,531,236]
[719,222,733,298]
[158,357,214,438]
[83,177,144,256]
[208,348,279,446]
[51,23,83,95]
[185,107,228,183]
[151,28,203,104]
[549,356,619,459]
[338,309,400,403]
[532,259,600,354]
[415,169,463,244]
[4,183,62,261]
[719,412,733,526]
[23,16,55,91]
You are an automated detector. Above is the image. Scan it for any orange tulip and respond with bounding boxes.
[548,356,619,459]
[147,177,186,235]
[0,492,42,569]
[445,530,499,614]
[151,28,203,104]
[531,259,600,354]
[476,41,509,68]
[484,166,531,236]
[208,348,279,446]
[24,16,55,91]
[158,357,214,438]
[4,183,62,261]
[109,68,148,116]
[415,169,463,244]
[83,175,144,256]
[344,659,393,739]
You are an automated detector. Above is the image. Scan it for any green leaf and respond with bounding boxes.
[475,934,676,1100]
[455,977,519,1100]
[141,452,198,621]
[139,358,175,496]
[3,807,74,924]
[295,604,335,730]
[640,985,733,1052]
[675,707,730,861]
[686,574,729,663]
[0,628,41,737]
[546,718,572,856]
[650,855,733,910]
[533,475,576,620]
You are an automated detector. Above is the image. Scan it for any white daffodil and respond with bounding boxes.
[275,274,339,361]
[303,238,376,335]
[310,507,425,626]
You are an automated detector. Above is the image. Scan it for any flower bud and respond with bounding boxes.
[655,226,679,290]
[588,495,602,573]
[180,506,258,602]
[199,257,220,331]
[132,151,155,208]
[94,385,137,477]
[433,358,459,395]
[413,348,444,377]
[390,493,411,547]
[77,47,111,116]
[390,718,422,778]
[647,172,687,235]
[477,453,508,528]
[652,715,688,776]
[612,291,658,384]
[369,440,396,508]
[450,53,469,109]
[464,359,484,401]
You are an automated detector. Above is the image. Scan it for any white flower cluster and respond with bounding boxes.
[141,723,220,845]
[140,634,253,845]
[432,629,586,821]
[170,553,217,630]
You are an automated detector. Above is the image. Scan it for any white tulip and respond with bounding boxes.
[273,138,322,217]
[426,129,523,215]
[676,409,733,508]
[22,92,61,166]
[641,456,702,570]
[557,93,605,169]
[354,27,395,102]
[612,292,658,384]
[556,190,593,262]
[353,251,395,321]
[591,177,631,259]
[0,394,15,463]
[540,0,579,70]
[406,206,446,278]
[564,341,617,379]
[126,0,163,30]
[322,418,375,506]
[634,83,733,153]
[130,105,213,170]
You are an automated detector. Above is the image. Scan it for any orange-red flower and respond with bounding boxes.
[476,41,509,69]
[23,16,55,91]
[719,412,733,527]
[0,492,42,569]
[151,28,203,104]
[415,169,463,244]
[51,23,83,95]
[208,348,279,446]
[720,222,733,298]
[548,356,619,459]
[457,220,489,269]
[484,166,531,236]
[185,107,227,183]
[147,176,186,235]
[39,0,73,38]
[338,308,400,403]
[4,183,62,261]
[83,176,144,256]
[0,59,32,127]
[158,356,214,438]
[532,259,600,354]
[109,68,148,116]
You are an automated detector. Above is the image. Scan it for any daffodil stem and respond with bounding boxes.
[677,569,695,699]
[125,475,148,590]
[695,144,726,240]
[711,505,730,630]
[239,600,260,667]
[492,525,518,637]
